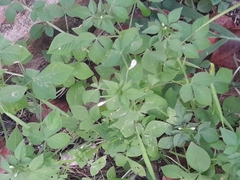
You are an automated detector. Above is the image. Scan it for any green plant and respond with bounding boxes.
[1,0,240,179]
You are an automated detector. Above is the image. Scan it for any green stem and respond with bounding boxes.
[0,116,8,141]
[177,58,197,116]
[22,4,65,33]
[182,2,240,43]
[165,154,189,172]
[3,112,30,130]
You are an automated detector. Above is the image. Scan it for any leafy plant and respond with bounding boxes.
[0,0,240,179]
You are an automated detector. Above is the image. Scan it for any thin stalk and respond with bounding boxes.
[169,150,186,158]
[22,4,65,33]
[165,155,189,172]
[3,111,30,130]
[4,71,24,77]
[40,99,70,118]
[177,58,197,116]
[182,2,240,43]
[129,3,136,28]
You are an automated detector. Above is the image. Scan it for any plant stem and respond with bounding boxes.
[3,112,30,130]
[177,58,197,117]
[22,4,65,33]
[0,116,8,141]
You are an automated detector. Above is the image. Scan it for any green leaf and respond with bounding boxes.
[0,35,11,49]
[66,5,91,19]
[89,40,106,64]
[70,62,94,80]
[192,37,211,50]
[192,16,209,39]
[137,1,151,17]
[29,154,44,171]
[88,0,97,14]
[199,128,218,143]
[82,89,100,104]
[182,44,199,58]
[180,84,194,103]
[192,85,211,106]
[162,165,184,178]
[30,24,45,39]
[43,110,62,139]
[142,25,160,34]
[197,0,212,13]
[0,85,27,102]
[46,4,64,18]
[124,88,145,100]
[36,62,74,85]
[214,68,232,83]
[46,132,70,149]
[144,121,170,137]
[47,33,77,55]
[186,142,211,173]
[90,156,107,176]
[158,136,173,149]
[211,0,221,5]
[220,128,237,146]
[14,140,26,161]
[11,1,24,11]
[66,82,85,106]
[192,72,215,86]
[59,0,74,8]
[32,81,56,100]
[0,0,10,5]
[5,5,16,23]
[6,127,23,152]
[112,6,128,20]
[44,25,54,37]
[168,7,182,24]
[128,159,146,177]
[1,156,11,173]
[0,45,31,65]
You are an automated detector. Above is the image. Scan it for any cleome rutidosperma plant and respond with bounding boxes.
[0,0,240,179]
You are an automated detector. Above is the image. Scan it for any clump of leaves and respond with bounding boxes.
[1,0,240,179]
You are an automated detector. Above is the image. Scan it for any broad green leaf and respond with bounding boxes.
[162,165,184,178]
[192,85,211,106]
[46,132,70,149]
[124,88,145,100]
[0,85,27,102]
[47,33,77,55]
[29,154,44,171]
[0,45,31,65]
[66,5,91,19]
[59,0,74,8]
[168,7,182,24]
[70,62,94,80]
[214,68,232,83]
[180,84,194,103]
[66,82,85,106]
[128,159,146,177]
[182,44,199,58]
[158,136,173,149]
[46,4,64,17]
[43,110,62,139]
[220,128,237,146]
[5,5,16,23]
[6,127,23,152]
[144,121,170,137]
[192,16,209,38]
[82,89,100,104]
[44,25,54,37]
[71,105,90,121]
[186,142,211,173]
[197,0,212,13]
[0,35,11,50]
[142,25,160,34]
[115,153,128,167]
[112,6,128,20]
[199,128,218,143]
[89,40,106,64]
[142,49,159,74]
[137,1,151,17]
[14,140,26,161]
[30,24,44,39]
[88,0,97,14]
[90,156,107,176]
[1,156,11,173]
[0,0,10,5]
[192,37,211,50]
[89,106,101,121]
[32,81,56,100]
[192,72,215,86]
[102,49,121,66]
[211,0,221,5]
[36,62,74,85]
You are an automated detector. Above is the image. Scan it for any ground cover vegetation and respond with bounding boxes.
[0,0,240,179]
